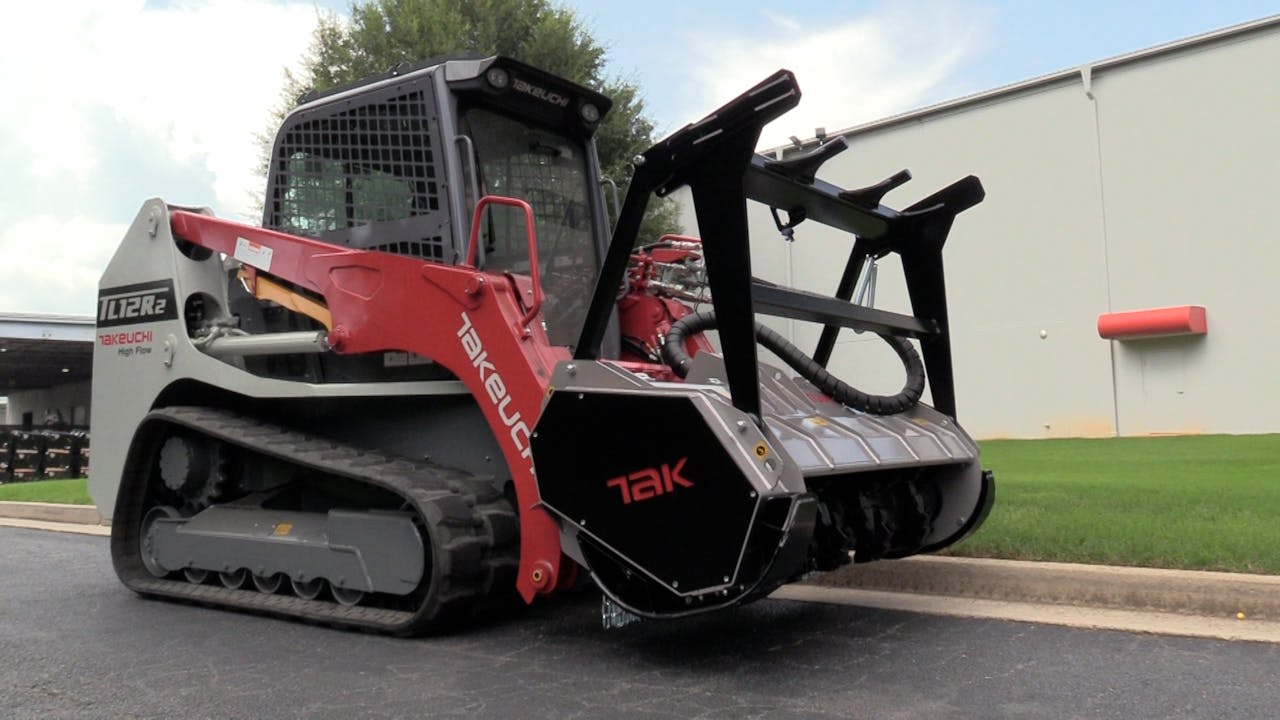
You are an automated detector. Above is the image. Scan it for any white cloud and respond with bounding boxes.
[0,215,127,315]
[675,4,983,150]
[0,0,321,314]
[75,1,320,218]
[35,1,315,216]
[763,11,804,34]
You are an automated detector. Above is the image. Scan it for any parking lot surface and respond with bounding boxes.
[2,527,1276,719]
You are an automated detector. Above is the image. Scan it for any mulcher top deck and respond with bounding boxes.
[91,55,992,633]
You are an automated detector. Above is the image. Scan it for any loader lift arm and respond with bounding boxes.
[167,203,572,605]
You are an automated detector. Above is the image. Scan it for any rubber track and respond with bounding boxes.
[116,406,520,636]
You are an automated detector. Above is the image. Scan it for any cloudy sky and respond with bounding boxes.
[1,0,1275,316]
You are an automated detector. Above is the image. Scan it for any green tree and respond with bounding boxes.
[258,0,678,241]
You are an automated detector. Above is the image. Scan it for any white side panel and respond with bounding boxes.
[89,200,470,520]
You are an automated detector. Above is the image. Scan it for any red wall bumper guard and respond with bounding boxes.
[1098,306,1207,340]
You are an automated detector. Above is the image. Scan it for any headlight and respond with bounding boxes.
[485,67,510,90]
[580,103,600,123]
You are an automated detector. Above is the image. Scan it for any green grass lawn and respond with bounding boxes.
[948,434,1280,574]
[0,478,93,505]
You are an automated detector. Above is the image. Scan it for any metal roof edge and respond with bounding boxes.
[769,13,1280,152]
[0,312,96,326]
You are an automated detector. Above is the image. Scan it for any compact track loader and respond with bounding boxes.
[90,56,993,634]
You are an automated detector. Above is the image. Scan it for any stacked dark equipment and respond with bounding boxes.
[0,429,89,482]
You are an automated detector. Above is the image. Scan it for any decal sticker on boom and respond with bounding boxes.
[97,280,178,328]
[234,236,274,271]
[458,311,533,460]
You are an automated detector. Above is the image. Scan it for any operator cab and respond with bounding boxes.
[262,55,614,349]
[448,59,612,347]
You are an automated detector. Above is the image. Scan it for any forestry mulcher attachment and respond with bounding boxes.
[90,56,993,634]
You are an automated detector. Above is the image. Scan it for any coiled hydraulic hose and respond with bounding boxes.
[661,310,926,415]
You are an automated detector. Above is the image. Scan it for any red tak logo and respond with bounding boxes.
[607,458,693,505]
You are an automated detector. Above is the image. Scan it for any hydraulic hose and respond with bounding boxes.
[662,310,926,416]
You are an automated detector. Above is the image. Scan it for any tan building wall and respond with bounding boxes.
[1089,31,1280,435]
[678,17,1280,438]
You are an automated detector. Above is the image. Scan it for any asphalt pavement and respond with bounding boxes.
[2,527,1278,719]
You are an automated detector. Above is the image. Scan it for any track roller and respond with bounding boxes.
[331,586,365,607]
[219,569,248,589]
[252,573,284,594]
[291,577,325,601]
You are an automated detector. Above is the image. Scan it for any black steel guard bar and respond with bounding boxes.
[804,174,984,418]
[750,282,939,339]
[576,69,802,423]
[574,68,984,421]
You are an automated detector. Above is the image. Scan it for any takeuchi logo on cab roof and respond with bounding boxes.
[512,78,570,108]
